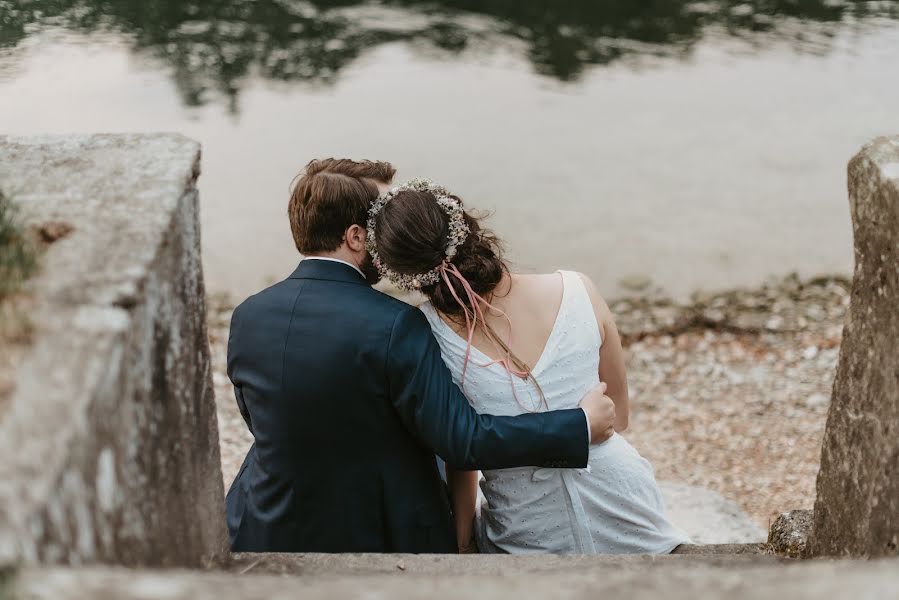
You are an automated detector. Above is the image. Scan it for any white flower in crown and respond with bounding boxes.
[366,178,470,291]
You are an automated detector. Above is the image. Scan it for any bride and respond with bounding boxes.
[368,178,690,554]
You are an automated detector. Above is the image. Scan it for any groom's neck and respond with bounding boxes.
[306,248,361,270]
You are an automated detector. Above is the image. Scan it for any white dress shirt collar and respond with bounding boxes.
[303,256,365,279]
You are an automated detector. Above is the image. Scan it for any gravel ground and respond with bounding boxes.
[209,274,849,529]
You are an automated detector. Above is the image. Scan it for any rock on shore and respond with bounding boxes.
[808,136,899,558]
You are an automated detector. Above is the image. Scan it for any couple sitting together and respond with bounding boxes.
[225,158,690,554]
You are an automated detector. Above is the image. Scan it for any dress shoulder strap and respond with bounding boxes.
[557,270,603,346]
[418,302,444,332]
[418,302,467,354]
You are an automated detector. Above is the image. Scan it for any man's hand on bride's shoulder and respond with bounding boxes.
[580,382,616,444]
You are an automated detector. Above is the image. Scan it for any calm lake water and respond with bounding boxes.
[2,1,898,300]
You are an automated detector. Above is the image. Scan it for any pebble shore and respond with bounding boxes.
[209,273,848,528]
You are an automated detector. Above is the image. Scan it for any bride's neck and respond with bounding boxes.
[434,270,513,330]
[492,270,514,300]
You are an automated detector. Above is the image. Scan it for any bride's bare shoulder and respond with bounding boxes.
[509,272,564,293]
[506,272,564,312]
[513,271,597,297]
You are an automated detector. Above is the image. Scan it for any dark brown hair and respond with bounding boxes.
[374,190,505,313]
[288,158,396,254]
[374,190,545,405]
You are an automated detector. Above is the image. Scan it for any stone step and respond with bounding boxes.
[227,545,777,576]
[6,557,899,600]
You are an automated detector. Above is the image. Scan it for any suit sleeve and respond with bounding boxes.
[226,304,253,434]
[386,306,589,470]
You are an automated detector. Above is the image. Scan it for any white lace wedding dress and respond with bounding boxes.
[420,270,690,554]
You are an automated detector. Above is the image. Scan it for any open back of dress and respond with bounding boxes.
[420,270,690,554]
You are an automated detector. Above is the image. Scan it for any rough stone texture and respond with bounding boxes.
[659,482,765,544]
[768,510,813,557]
[807,136,899,558]
[0,134,228,567]
[7,558,899,600]
[227,549,776,577]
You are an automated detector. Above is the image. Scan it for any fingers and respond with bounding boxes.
[585,392,616,444]
[594,424,616,444]
[579,382,607,410]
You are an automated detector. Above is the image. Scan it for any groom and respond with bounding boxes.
[225,158,617,553]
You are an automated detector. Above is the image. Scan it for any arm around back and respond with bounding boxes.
[386,306,589,470]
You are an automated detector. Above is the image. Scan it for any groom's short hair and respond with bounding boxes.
[288,158,396,254]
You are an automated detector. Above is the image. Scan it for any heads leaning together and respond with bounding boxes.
[288,158,544,409]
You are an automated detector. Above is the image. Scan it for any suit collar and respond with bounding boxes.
[289,258,368,285]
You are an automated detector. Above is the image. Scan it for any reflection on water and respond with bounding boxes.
[2,1,898,110]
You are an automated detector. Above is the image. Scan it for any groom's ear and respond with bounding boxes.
[345,224,367,252]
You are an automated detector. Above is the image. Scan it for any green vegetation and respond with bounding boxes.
[0,190,36,301]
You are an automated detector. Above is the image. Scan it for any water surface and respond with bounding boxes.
[2,1,898,299]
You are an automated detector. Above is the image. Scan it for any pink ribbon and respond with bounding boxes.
[439,263,541,412]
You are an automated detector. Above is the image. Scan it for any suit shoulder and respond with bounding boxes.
[231,278,299,318]
[360,286,422,316]
[351,288,437,341]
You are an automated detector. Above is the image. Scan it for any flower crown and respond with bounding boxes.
[366,177,471,291]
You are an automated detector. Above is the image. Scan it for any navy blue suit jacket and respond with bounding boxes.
[225,259,588,553]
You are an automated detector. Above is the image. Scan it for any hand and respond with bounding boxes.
[580,382,616,444]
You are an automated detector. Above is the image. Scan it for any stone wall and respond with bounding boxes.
[807,136,899,557]
[0,134,228,567]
